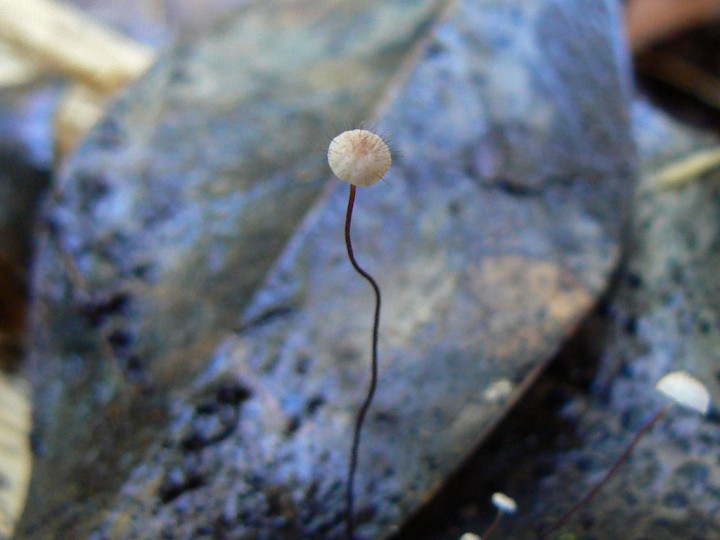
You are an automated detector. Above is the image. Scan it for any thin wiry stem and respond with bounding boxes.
[538,404,670,539]
[481,511,503,540]
[344,184,382,540]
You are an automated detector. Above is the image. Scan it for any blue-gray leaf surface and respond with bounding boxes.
[18,0,635,538]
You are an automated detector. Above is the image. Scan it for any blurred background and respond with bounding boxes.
[3,0,720,538]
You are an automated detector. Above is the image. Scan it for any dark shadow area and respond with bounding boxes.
[635,22,720,136]
[393,292,619,539]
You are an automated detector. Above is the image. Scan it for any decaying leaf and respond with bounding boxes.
[18,0,635,538]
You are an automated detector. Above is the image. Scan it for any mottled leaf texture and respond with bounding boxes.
[19,0,634,538]
[461,104,720,540]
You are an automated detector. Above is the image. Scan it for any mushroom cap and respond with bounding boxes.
[491,492,518,514]
[327,129,391,187]
[655,371,710,415]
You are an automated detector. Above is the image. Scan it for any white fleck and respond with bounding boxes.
[483,379,513,402]
[492,492,517,514]
[655,371,710,415]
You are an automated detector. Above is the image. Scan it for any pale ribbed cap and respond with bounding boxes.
[328,129,391,187]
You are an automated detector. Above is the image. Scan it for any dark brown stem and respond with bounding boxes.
[481,511,503,540]
[538,404,671,539]
[344,185,382,540]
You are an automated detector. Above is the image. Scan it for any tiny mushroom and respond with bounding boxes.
[328,129,391,187]
[655,370,711,415]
